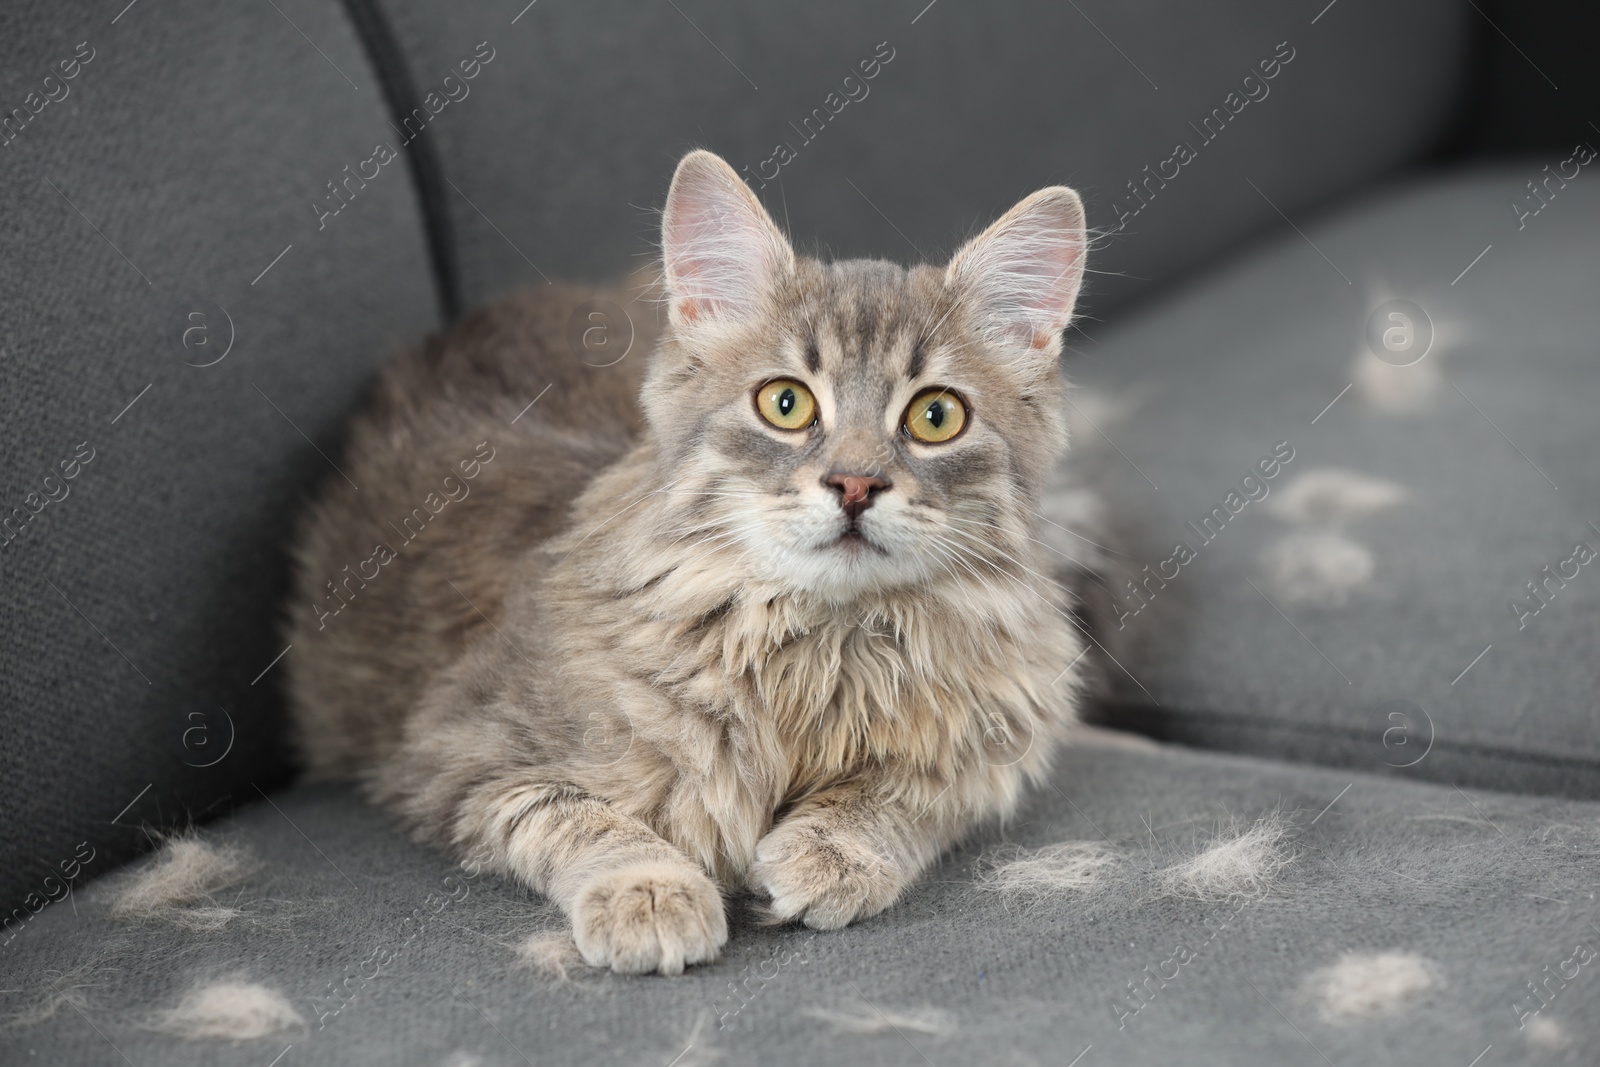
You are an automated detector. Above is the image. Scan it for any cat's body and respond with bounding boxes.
[286,152,1092,974]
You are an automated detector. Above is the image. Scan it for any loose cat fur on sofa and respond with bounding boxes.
[285,150,1095,974]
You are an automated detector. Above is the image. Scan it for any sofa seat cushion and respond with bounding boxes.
[4,739,1597,1065]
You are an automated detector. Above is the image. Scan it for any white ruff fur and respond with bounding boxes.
[526,450,1084,881]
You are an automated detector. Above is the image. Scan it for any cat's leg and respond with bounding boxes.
[749,776,998,930]
[458,782,728,975]
[381,641,729,976]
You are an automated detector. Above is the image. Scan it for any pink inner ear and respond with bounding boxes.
[946,187,1086,348]
[662,152,796,325]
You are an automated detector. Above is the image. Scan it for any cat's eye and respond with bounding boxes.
[755,379,817,431]
[902,388,968,444]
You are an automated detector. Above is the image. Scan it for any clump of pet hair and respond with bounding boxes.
[109,833,256,927]
[1523,1014,1572,1053]
[1155,812,1294,901]
[976,840,1123,902]
[1260,530,1375,607]
[1266,468,1408,526]
[516,929,588,982]
[1354,349,1442,414]
[1303,950,1441,1022]
[144,978,305,1040]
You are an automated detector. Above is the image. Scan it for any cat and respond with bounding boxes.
[285,149,1093,975]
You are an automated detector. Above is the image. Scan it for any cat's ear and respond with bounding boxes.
[945,187,1087,358]
[662,150,795,328]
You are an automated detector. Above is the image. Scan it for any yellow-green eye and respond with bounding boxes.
[903,388,967,443]
[756,379,817,430]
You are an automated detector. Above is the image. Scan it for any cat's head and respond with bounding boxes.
[642,150,1086,603]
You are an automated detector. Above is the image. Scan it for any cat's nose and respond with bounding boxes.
[823,472,890,518]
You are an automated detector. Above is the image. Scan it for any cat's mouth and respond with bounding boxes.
[828,522,886,555]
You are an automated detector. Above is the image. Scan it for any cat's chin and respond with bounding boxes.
[777,533,930,603]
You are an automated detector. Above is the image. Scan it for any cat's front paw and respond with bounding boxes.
[749,818,906,930]
[571,862,727,976]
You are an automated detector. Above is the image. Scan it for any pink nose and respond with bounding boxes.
[823,473,889,517]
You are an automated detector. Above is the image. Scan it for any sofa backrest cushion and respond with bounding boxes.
[0,0,441,917]
[370,0,1471,319]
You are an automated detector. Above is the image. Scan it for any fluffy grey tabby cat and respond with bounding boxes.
[286,150,1094,974]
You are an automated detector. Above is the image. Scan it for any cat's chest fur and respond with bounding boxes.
[552,551,1073,882]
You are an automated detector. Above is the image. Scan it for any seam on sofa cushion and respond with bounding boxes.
[1089,701,1600,799]
[338,0,462,322]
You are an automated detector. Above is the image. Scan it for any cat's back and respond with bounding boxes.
[284,283,656,778]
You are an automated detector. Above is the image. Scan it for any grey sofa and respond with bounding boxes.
[4,1,1597,1064]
